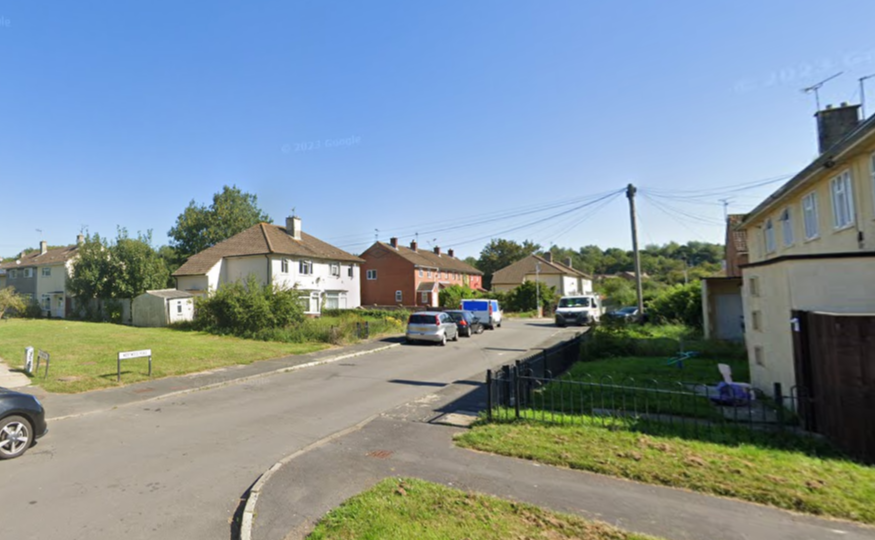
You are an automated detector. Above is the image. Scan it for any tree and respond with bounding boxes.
[506,280,557,313]
[477,239,540,289]
[168,185,270,260]
[0,287,27,317]
[438,284,480,308]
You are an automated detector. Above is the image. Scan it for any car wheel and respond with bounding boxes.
[452,331,459,342]
[0,415,33,460]
[477,326,484,334]
[497,321,501,328]
[439,333,447,346]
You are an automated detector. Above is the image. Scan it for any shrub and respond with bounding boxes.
[0,287,29,318]
[646,281,703,330]
[582,323,746,360]
[194,275,305,336]
[505,280,557,313]
[439,285,481,308]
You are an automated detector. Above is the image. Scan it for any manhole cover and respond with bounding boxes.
[366,450,393,459]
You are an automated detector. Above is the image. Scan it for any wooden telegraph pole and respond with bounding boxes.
[626,184,645,317]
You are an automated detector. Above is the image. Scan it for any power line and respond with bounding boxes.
[644,174,792,198]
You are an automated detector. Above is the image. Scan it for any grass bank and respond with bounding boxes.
[308,477,662,540]
[0,319,327,393]
[457,419,875,524]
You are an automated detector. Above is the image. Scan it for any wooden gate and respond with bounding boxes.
[793,310,875,463]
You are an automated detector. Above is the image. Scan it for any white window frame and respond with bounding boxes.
[779,207,793,247]
[299,260,313,275]
[9,269,17,279]
[330,263,340,277]
[395,290,403,303]
[348,266,354,278]
[830,170,855,230]
[281,259,289,274]
[366,269,377,280]
[749,276,760,297]
[41,267,51,277]
[764,218,776,253]
[24,268,33,278]
[427,269,432,278]
[802,191,819,240]
[177,303,183,314]
[419,268,423,277]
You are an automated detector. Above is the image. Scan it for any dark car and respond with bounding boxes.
[0,387,48,460]
[606,306,639,321]
[445,310,484,337]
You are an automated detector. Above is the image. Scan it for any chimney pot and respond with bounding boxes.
[544,252,553,263]
[410,240,418,252]
[448,249,455,258]
[40,241,47,255]
[77,234,84,245]
[390,237,398,248]
[433,246,441,256]
[286,215,302,241]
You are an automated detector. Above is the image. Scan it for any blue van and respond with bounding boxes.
[460,299,502,330]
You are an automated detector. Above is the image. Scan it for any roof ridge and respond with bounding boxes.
[261,223,275,253]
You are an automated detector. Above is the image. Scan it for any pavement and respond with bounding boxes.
[18,336,405,420]
[250,367,875,540]
[0,357,31,388]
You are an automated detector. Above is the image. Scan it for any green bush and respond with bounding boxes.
[194,275,305,336]
[505,280,557,313]
[646,281,703,330]
[439,285,482,308]
[582,323,746,361]
[321,308,411,320]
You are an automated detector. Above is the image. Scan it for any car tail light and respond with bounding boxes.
[488,303,493,314]
[435,316,441,325]
[460,319,467,326]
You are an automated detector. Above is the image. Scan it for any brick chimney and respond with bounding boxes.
[816,103,861,154]
[410,240,418,252]
[433,246,441,256]
[77,234,84,245]
[286,215,302,241]
[544,252,553,263]
[448,249,455,258]
[565,257,573,268]
[390,237,398,248]
[40,241,47,255]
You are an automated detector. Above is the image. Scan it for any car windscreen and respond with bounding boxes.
[619,307,637,314]
[445,312,464,321]
[559,297,590,308]
[461,300,488,311]
[409,314,437,325]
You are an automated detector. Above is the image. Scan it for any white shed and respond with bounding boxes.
[132,289,195,327]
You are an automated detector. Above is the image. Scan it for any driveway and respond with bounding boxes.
[0,319,577,540]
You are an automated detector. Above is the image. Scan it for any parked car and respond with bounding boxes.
[406,311,459,345]
[445,310,484,337]
[554,294,602,327]
[606,306,639,321]
[0,387,48,460]
[460,299,502,329]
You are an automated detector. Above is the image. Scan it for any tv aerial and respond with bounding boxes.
[801,72,843,111]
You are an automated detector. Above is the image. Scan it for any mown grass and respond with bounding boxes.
[0,319,327,393]
[308,477,662,540]
[457,418,875,525]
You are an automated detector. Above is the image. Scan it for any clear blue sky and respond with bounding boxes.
[3,1,875,259]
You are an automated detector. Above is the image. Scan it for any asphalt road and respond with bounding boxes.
[0,319,578,540]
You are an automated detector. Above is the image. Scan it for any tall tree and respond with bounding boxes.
[168,185,270,260]
[477,239,541,289]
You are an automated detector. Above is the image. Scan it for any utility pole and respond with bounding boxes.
[626,184,645,317]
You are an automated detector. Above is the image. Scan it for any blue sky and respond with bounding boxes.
[2,1,875,259]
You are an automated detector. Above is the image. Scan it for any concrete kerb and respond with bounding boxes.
[46,342,401,422]
[239,413,381,540]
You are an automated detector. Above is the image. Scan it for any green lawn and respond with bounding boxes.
[457,419,875,525]
[569,354,749,385]
[308,477,662,540]
[0,319,327,393]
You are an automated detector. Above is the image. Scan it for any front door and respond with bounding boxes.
[714,293,743,341]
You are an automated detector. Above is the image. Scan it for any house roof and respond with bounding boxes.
[727,214,748,253]
[364,242,483,275]
[142,289,194,299]
[0,244,79,270]
[491,255,592,285]
[742,112,875,225]
[173,223,364,277]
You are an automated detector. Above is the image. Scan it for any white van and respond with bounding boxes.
[554,295,601,327]
[460,299,502,330]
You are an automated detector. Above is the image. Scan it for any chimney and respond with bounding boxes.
[286,215,302,241]
[433,246,441,256]
[390,237,398,248]
[565,257,573,268]
[77,234,84,245]
[544,252,553,263]
[410,240,418,252]
[816,103,861,154]
[448,249,455,258]
[40,241,47,255]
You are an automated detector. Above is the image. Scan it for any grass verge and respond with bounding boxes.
[308,477,662,540]
[456,419,875,525]
[0,319,327,393]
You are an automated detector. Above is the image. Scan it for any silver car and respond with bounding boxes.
[406,311,459,345]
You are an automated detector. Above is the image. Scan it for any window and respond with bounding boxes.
[330,263,340,277]
[419,269,423,277]
[831,170,855,229]
[324,292,345,310]
[779,208,793,247]
[9,269,17,279]
[24,268,33,278]
[421,292,429,303]
[299,260,313,275]
[802,191,819,240]
[427,269,432,278]
[748,276,760,297]
[366,269,377,280]
[42,267,51,277]
[348,266,354,278]
[442,271,447,279]
[395,290,403,302]
[177,303,183,314]
[764,218,776,253]
[752,310,762,331]
[281,259,289,274]
[754,346,765,367]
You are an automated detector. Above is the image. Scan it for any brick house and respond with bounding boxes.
[359,238,483,308]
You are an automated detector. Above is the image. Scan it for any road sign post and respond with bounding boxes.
[117,349,152,382]
[36,350,50,378]
[24,346,34,375]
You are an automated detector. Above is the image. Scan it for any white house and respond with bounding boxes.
[491,253,593,296]
[172,215,363,314]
